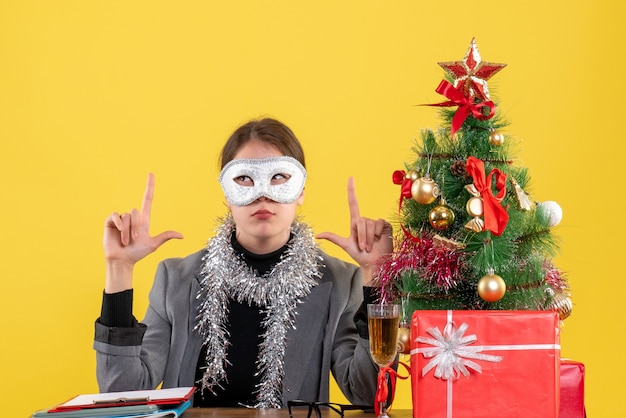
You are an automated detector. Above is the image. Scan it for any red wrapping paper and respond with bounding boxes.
[559,359,585,418]
[410,310,560,418]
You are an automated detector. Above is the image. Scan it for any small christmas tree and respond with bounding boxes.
[377,38,572,326]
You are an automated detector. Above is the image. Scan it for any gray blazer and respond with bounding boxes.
[94,249,379,406]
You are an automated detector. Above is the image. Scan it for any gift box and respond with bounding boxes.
[560,359,585,418]
[410,310,560,418]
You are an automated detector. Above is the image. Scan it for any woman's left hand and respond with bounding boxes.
[316,177,393,285]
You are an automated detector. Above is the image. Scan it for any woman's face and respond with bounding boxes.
[225,139,305,254]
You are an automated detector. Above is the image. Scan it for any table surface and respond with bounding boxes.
[182,407,412,417]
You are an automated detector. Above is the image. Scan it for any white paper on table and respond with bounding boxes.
[59,387,194,408]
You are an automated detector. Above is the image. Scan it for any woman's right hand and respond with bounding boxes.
[103,173,184,293]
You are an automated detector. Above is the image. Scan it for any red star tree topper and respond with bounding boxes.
[438,37,506,101]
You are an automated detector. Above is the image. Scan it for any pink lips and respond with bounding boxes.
[252,209,273,220]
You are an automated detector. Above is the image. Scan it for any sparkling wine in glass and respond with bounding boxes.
[367,303,399,418]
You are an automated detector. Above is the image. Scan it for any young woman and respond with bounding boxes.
[94,118,393,408]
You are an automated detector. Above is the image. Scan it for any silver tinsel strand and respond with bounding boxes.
[194,215,323,408]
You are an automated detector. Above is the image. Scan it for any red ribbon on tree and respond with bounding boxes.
[465,156,509,236]
[392,170,413,200]
[424,80,496,139]
[374,361,411,416]
[392,170,420,243]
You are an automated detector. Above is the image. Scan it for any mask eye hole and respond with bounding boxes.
[233,175,254,186]
[271,173,291,186]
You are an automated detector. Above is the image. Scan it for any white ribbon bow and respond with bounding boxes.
[416,321,503,380]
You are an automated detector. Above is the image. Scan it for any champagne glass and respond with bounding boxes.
[367,303,400,418]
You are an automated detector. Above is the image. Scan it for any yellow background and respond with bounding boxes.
[1,1,623,417]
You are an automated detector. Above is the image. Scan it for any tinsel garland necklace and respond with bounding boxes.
[194,215,323,408]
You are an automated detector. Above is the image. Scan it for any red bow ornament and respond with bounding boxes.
[464,156,509,236]
[392,170,421,243]
[392,170,413,200]
[425,80,496,139]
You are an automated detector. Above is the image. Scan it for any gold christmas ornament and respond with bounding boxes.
[510,177,533,211]
[429,204,455,230]
[465,196,484,217]
[411,176,440,205]
[396,325,412,355]
[465,217,484,233]
[488,129,505,146]
[550,292,573,320]
[464,185,485,232]
[433,234,466,250]
[477,271,506,302]
[406,170,420,181]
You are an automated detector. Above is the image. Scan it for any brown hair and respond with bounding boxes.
[219,118,306,169]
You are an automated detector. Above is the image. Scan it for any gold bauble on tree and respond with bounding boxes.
[477,271,506,302]
[550,291,573,320]
[429,204,455,230]
[406,170,420,181]
[488,129,505,146]
[411,176,440,204]
[396,325,411,355]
